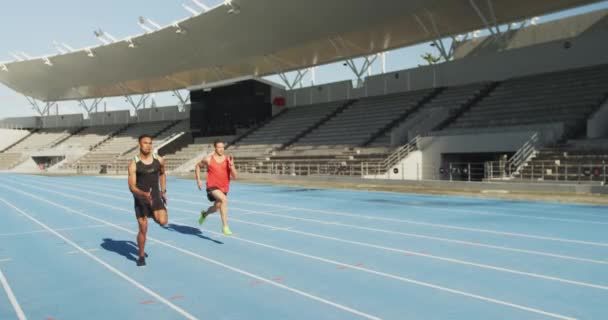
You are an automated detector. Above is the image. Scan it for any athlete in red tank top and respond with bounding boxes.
[195,139,238,235]
[206,154,231,194]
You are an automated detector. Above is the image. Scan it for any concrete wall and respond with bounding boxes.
[41,113,84,128]
[85,110,131,126]
[286,81,352,107]
[0,116,40,129]
[383,150,423,180]
[587,99,608,138]
[137,106,180,122]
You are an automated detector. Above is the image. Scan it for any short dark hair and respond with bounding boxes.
[213,139,224,147]
[138,134,153,142]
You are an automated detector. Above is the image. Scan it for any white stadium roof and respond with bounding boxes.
[0,0,602,101]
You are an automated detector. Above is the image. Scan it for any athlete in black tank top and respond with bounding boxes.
[128,134,168,267]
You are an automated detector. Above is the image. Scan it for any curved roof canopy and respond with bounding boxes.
[0,0,601,101]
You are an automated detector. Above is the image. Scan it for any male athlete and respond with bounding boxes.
[128,134,168,266]
[195,139,237,236]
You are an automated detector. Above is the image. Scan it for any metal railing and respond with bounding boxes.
[486,160,607,182]
[508,132,541,173]
[380,135,420,172]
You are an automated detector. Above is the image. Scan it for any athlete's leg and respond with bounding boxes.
[136,216,148,265]
[210,189,231,235]
[153,209,168,226]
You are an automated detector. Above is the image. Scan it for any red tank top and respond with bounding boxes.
[206,155,231,193]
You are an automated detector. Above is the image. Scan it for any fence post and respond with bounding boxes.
[531,163,534,180]
[449,163,453,181]
[468,163,471,182]
[541,161,544,180]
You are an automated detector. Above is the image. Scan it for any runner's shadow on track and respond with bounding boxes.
[164,223,224,244]
[100,238,141,262]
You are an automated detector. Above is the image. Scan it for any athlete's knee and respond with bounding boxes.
[158,216,168,226]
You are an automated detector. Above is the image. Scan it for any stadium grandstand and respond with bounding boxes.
[0,0,607,319]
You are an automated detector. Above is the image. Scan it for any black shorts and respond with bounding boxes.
[206,187,228,202]
[134,192,166,218]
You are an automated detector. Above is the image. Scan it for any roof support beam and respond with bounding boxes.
[345,54,378,88]
[25,97,57,117]
[78,98,103,116]
[172,90,190,112]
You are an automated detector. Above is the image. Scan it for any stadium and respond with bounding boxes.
[0,0,607,319]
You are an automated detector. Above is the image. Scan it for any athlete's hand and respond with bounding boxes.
[144,191,153,206]
[196,179,202,191]
[228,155,235,168]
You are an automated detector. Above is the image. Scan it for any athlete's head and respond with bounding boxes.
[213,139,225,156]
[138,134,153,155]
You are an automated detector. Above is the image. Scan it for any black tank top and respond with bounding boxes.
[134,153,161,193]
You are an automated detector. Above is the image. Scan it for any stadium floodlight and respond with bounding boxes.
[530,17,540,26]
[9,52,24,61]
[138,18,155,33]
[94,30,111,45]
[138,16,162,33]
[172,22,187,34]
[53,41,67,54]
[191,0,210,11]
[84,47,95,58]
[42,56,53,66]
[125,38,136,48]
[18,51,33,60]
[56,42,75,53]
[94,29,117,45]
[182,3,200,16]
[225,0,240,14]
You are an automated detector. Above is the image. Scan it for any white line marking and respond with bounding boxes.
[0,198,199,320]
[231,208,608,264]
[67,248,99,255]
[0,183,382,320]
[203,229,578,320]
[239,188,608,223]
[0,266,26,320]
[225,217,608,291]
[13,179,608,290]
[0,258,12,263]
[18,177,608,268]
[13,180,607,292]
[34,177,607,248]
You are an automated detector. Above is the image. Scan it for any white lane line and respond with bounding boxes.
[0,265,27,320]
[0,183,383,320]
[26,177,608,248]
[12,180,608,292]
[205,228,578,320]
[0,198,199,320]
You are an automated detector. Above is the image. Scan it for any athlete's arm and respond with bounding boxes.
[128,160,152,204]
[158,156,167,201]
[194,156,210,190]
[228,155,237,180]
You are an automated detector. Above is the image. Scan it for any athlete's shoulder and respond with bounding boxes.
[156,153,165,164]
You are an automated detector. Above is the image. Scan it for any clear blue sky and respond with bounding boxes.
[1,0,607,119]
